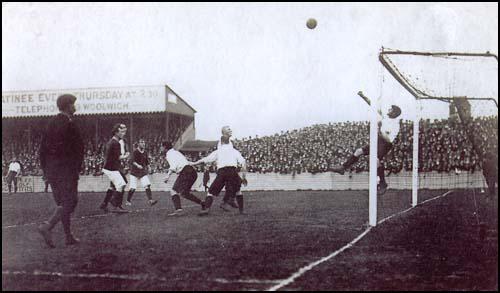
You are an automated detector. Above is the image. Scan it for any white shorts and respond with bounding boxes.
[129,175,151,189]
[102,169,127,189]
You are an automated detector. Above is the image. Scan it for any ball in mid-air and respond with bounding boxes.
[306,18,317,29]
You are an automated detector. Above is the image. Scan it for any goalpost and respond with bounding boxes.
[367,47,498,227]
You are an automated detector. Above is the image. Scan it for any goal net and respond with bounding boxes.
[368,48,498,227]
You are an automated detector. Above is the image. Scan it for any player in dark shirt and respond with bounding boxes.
[125,139,157,206]
[100,124,130,212]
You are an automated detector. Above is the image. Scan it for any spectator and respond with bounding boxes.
[2,116,497,176]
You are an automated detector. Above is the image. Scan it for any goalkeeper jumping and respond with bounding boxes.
[332,105,402,195]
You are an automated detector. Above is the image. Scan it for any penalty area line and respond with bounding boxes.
[267,189,454,291]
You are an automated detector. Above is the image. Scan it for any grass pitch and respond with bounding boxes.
[2,189,497,290]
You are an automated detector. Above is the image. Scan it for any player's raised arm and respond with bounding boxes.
[192,150,217,165]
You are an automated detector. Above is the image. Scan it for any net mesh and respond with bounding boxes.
[378,49,498,216]
[380,50,498,106]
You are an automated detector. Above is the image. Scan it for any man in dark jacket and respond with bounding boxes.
[38,94,84,248]
[482,149,498,198]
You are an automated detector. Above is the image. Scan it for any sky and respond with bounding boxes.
[2,3,498,140]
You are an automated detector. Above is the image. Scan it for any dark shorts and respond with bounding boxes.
[6,171,18,184]
[235,175,242,192]
[208,167,240,197]
[483,165,498,184]
[361,137,393,160]
[50,179,79,214]
[172,165,198,195]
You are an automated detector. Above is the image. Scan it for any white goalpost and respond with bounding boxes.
[412,99,420,208]
[368,91,378,226]
[367,47,499,227]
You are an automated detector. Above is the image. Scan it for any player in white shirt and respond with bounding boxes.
[191,135,248,215]
[332,105,402,195]
[218,126,245,210]
[6,157,22,193]
[163,141,204,216]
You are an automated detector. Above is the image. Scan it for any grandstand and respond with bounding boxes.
[2,82,498,291]
[2,85,198,178]
[3,114,497,177]
[1,115,497,192]
[3,81,496,183]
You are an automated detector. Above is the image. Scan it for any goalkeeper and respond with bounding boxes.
[332,105,402,195]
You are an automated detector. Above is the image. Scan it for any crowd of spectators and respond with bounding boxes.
[2,116,497,176]
[2,123,184,177]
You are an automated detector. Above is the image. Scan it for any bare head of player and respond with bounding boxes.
[221,126,232,138]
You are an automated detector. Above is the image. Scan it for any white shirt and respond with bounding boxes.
[9,162,21,173]
[166,149,189,173]
[200,144,245,168]
[217,139,233,148]
[379,113,400,143]
[119,139,126,155]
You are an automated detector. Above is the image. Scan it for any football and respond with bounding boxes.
[306,18,317,29]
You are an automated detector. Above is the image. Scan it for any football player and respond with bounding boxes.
[125,138,158,206]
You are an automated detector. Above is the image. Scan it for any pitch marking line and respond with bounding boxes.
[2,269,169,282]
[267,190,454,291]
[214,278,283,284]
[1,270,282,286]
[2,191,455,289]
[378,190,453,225]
